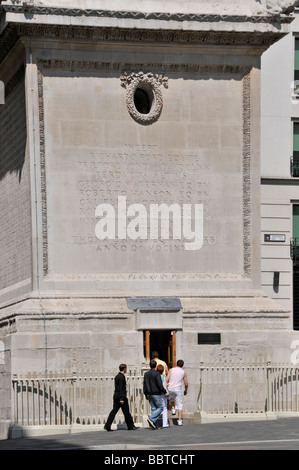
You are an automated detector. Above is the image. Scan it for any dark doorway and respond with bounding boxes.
[143,330,176,369]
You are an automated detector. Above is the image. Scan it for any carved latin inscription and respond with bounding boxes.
[75,144,212,256]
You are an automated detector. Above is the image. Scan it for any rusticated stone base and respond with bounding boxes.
[0,291,296,419]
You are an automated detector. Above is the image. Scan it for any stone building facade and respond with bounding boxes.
[0,0,298,438]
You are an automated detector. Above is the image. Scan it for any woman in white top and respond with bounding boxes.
[166,359,188,426]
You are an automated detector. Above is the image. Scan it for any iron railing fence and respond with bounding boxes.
[199,362,299,415]
[12,368,150,427]
[11,362,299,428]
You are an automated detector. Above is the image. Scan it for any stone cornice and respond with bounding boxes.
[15,23,283,44]
[0,23,284,67]
[0,4,295,24]
[0,2,293,65]
[2,22,286,45]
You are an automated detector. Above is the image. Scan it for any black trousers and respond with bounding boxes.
[105,396,134,430]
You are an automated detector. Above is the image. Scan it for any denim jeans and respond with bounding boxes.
[148,395,163,424]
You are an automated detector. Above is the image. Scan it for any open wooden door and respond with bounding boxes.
[144,330,150,362]
[144,330,176,368]
[167,331,176,369]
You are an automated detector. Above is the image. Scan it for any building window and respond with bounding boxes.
[295,38,299,83]
[292,122,299,177]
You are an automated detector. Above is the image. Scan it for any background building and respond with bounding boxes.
[261,7,299,329]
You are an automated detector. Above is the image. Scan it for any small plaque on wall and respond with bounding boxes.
[264,234,286,242]
[198,333,221,345]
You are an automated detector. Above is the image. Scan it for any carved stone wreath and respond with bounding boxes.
[120,72,168,124]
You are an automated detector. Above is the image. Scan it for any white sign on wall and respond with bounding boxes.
[0,81,4,104]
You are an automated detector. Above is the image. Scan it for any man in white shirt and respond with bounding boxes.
[166,359,188,426]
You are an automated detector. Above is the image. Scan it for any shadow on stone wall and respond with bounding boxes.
[0,76,26,184]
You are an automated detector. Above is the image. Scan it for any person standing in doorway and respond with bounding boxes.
[104,364,139,431]
[152,351,168,375]
[166,359,188,426]
[143,359,165,429]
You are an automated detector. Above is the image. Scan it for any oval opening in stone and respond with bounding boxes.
[134,88,151,114]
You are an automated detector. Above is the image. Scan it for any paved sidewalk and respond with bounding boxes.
[1,417,299,450]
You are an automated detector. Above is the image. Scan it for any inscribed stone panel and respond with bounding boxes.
[42,69,244,276]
